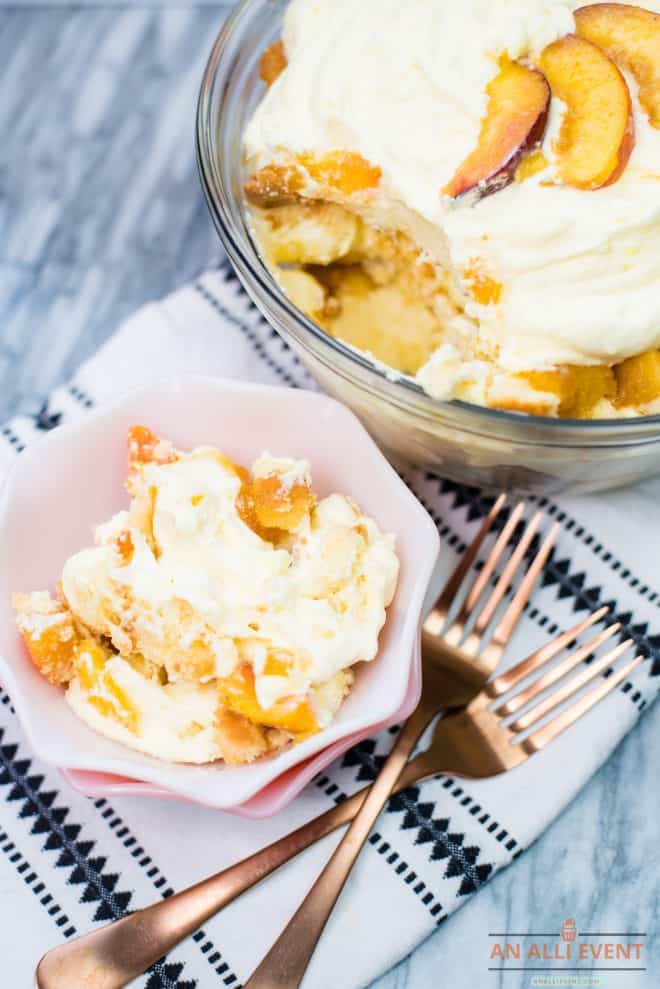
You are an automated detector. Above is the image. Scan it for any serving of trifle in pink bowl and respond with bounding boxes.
[0,377,438,816]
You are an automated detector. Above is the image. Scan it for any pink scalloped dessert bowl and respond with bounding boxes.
[0,376,438,814]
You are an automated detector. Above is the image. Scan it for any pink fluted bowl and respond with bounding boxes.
[0,377,438,814]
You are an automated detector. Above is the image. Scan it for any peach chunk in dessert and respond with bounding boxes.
[443,58,551,200]
[515,149,551,183]
[490,356,660,418]
[537,33,635,189]
[575,3,660,128]
[13,591,81,686]
[245,152,381,207]
[463,259,503,307]
[509,366,617,418]
[615,350,660,407]
[259,39,287,87]
[13,428,399,765]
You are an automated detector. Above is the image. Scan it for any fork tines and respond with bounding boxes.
[487,609,644,751]
[426,495,560,664]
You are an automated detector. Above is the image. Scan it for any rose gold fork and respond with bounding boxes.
[33,613,631,989]
[35,496,560,989]
[239,606,637,989]
[422,494,559,705]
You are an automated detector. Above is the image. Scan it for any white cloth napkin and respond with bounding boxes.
[1,264,658,989]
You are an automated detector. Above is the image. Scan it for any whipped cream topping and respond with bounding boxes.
[62,447,398,715]
[245,0,660,378]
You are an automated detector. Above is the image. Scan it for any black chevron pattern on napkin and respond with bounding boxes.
[32,400,62,432]
[0,704,247,989]
[0,827,77,938]
[0,734,134,922]
[0,726,200,989]
[145,964,197,989]
[340,740,495,896]
[388,785,493,895]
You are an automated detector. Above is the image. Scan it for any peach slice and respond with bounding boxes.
[538,34,634,189]
[443,59,551,200]
[575,4,660,128]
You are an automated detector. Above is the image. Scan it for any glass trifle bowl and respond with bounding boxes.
[196,0,660,495]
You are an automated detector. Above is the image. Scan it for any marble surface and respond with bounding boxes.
[2,7,659,988]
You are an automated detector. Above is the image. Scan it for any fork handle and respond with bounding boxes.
[244,702,435,989]
[35,727,434,989]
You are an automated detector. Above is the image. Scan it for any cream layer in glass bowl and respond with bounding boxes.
[243,0,660,420]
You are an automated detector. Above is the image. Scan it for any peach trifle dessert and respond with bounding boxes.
[13,427,398,764]
[244,0,660,418]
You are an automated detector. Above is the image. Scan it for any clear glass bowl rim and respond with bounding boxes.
[195,0,660,449]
